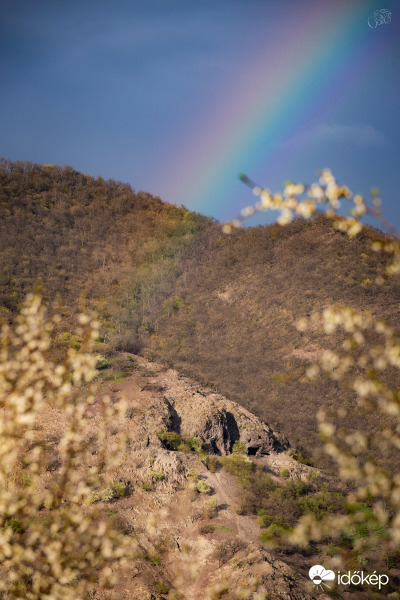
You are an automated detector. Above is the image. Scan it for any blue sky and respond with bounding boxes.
[1,0,399,232]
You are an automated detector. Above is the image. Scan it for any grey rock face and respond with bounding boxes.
[160,374,288,456]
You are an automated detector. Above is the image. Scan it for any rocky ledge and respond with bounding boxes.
[135,355,289,457]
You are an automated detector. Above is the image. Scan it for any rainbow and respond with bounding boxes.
[162,0,394,222]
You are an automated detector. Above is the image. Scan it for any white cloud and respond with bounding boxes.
[282,123,387,149]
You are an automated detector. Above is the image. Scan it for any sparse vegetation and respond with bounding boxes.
[150,469,165,482]
[1,161,399,597]
[0,294,134,599]
[228,169,400,579]
[1,160,398,479]
[156,581,170,594]
[157,431,183,450]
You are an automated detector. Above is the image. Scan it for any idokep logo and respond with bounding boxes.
[309,564,390,592]
[309,565,335,591]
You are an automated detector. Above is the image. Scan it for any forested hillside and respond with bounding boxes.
[0,158,215,348]
[1,159,399,472]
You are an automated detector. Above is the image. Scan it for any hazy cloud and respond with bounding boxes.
[283,123,387,149]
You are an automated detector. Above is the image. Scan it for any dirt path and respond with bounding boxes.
[184,468,261,600]
[203,470,260,544]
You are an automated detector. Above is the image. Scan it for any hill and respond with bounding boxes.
[1,158,399,474]
[0,158,214,346]
[146,217,400,472]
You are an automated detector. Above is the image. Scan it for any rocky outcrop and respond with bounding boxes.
[160,374,288,456]
[86,354,333,600]
[119,355,288,458]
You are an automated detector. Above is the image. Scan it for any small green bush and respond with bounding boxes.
[112,480,127,497]
[57,331,81,349]
[96,357,111,370]
[306,469,321,482]
[286,480,309,498]
[157,431,183,451]
[99,482,128,501]
[150,469,165,481]
[219,454,255,486]
[260,523,292,544]
[162,295,183,315]
[187,468,199,481]
[186,437,203,452]
[177,441,191,453]
[148,554,162,567]
[196,481,212,494]
[156,581,169,594]
[8,518,23,533]
[290,448,313,466]
[280,468,290,478]
[257,509,273,528]
[299,487,343,520]
[204,498,218,519]
[20,473,32,487]
[232,440,247,454]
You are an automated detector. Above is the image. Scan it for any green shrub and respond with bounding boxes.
[57,330,81,349]
[286,480,309,498]
[148,554,162,567]
[20,473,32,487]
[96,357,111,370]
[141,482,152,491]
[156,581,169,594]
[260,523,292,544]
[219,454,255,486]
[177,441,191,453]
[150,469,165,482]
[196,481,212,494]
[162,295,183,315]
[299,487,343,520]
[232,440,247,454]
[186,437,203,452]
[157,431,183,450]
[112,480,127,497]
[187,468,199,481]
[257,509,273,528]
[8,518,23,533]
[204,498,218,519]
[290,448,313,466]
[280,468,290,478]
[306,469,321,482]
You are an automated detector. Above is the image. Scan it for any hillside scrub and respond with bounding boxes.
[1,160,400,594]
[0,158,215,351]
[223,170,400,563]
[0,294,134,599]
[2,160,399,476]
[147,213,400,474]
